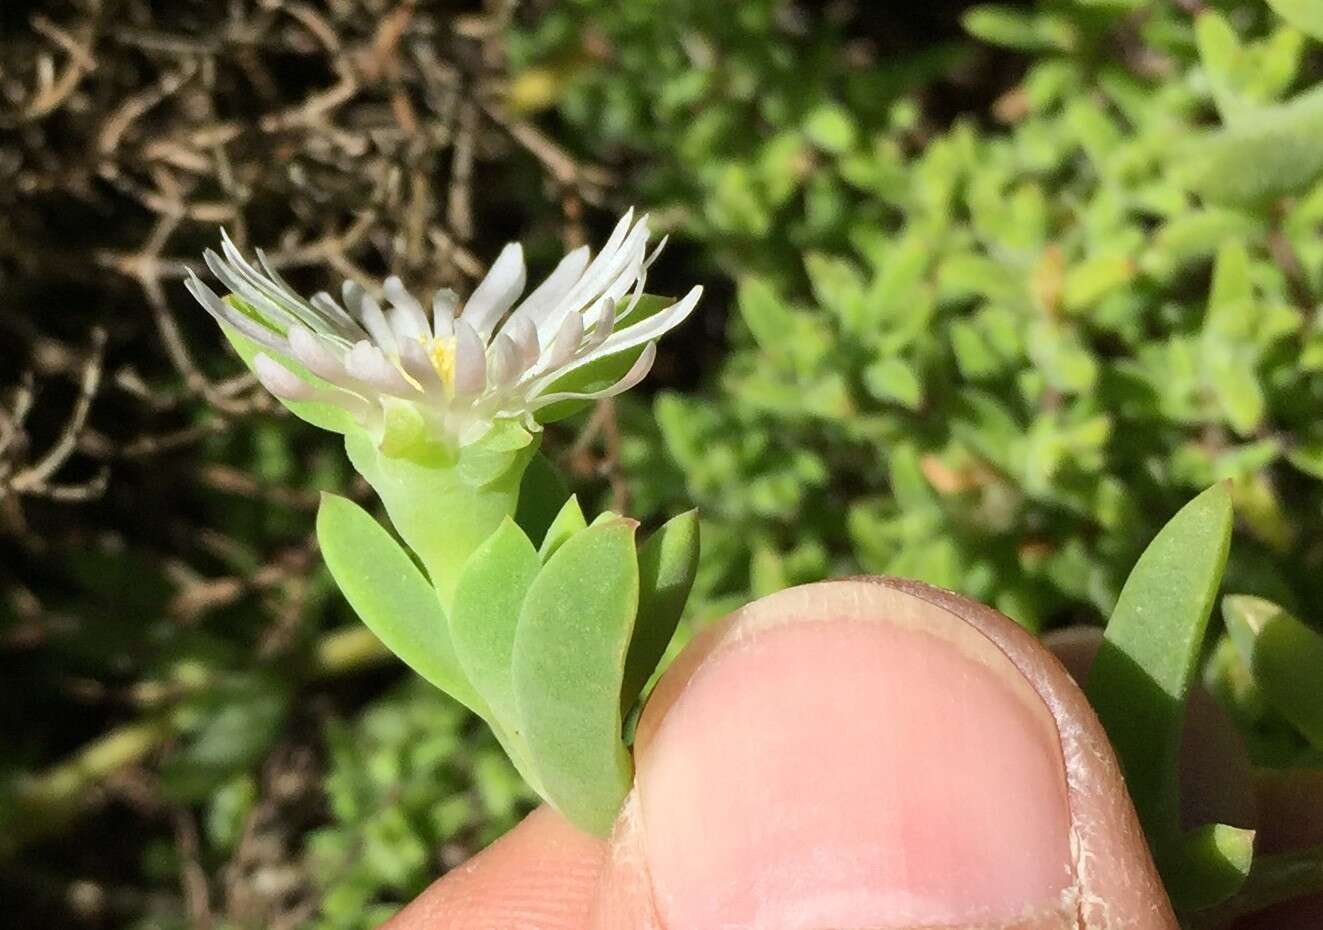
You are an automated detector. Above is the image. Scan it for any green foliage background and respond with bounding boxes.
[6,0,1323,926]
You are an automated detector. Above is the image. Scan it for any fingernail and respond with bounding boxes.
[635,584,1076,930]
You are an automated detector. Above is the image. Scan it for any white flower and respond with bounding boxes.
[187,210,702,449]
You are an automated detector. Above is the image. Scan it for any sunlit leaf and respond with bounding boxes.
[621,510,700,712]
[317,493,485,716]
[450,518,541,740]
[1223,595,1323,748]
[512,519,639,835]
[1087,483,1243,909]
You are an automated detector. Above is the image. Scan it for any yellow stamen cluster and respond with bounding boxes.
[426,336,457,389]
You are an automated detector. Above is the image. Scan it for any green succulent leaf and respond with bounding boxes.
[1223,595,1323,749]
[538,495,588,561]
[449,518,542,742]
[1172,823,1257,911]
[1266,0,1323,41]
[316,492,485,717]
[621,510,700,713]
[512,518,640,835]
[1181,83,1323,206]
[1086,483,1243,909]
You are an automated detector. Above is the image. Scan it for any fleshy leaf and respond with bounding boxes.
[1086,483,1242,909]
[538,495,588,561]
[222,323,354,434]
[450,518,541,743]
[1171,823,1257,911]
[512,518,639,835]
[1223,595,1323,748]
[1266,0,1323,41]
[316,493,486,716]
[621,510,700,712]
[1181,83,1323,206]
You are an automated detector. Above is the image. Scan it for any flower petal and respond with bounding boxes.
[186,272,286,351]
[452,320,488,397]
[350,290,399,357]
[535,215,651,342]
[573,285,701,368]
[384,276,431,341]
[433,288,459,337]
[288,324,349,384]
[345,341,415,397]
[309,292,366,343]
[397,338,447,399]
[503,316,541,369]
[461,243,526,340]
[502,244,591,332]
[254,353,319,400]
[257,249,363,339]
[254,354,376,423]
[542,309,584,373]
[530,342,657,410]
[487,334,523,387]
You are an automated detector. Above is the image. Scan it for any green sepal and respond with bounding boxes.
[221,322,354,435]
[1086,483,1245,910]
[538,495,588,561]
[345,431,535,611]
[1223,595,1323,749]
[457,420,537,488]
[315,492,486,717]
[621,510,700,713]
[512,518,639,835]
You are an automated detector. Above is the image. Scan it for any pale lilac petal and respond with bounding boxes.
[552,286,701,378]
[397,338,447,398]
[257,249,362,338]
[584,298,617,353]
[530,342,657,409]
[503,316,541,369]
[535,216,650,341]
[254,354,377,423]
[433,289,459,338]
[217,232,324,331]
[487,335,523,387]
[203,249,303,333]
[460,243,526,340]
[309,292,366,341]
[345,341,415,397]
[186,272,286,351]
[502,245,591,331]
[354,293,398,357]
[543,311,584,373]
[384,277,431,341]
[288,324,348,384]
[452,320,488,396]
[254,353,318,401]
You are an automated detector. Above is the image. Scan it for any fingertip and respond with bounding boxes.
[383,806,606,930]
[601,578,1179,930]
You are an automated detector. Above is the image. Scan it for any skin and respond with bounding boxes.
[385,577,1314,930]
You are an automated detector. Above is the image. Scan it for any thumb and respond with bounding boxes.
[592,577,1177,929]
